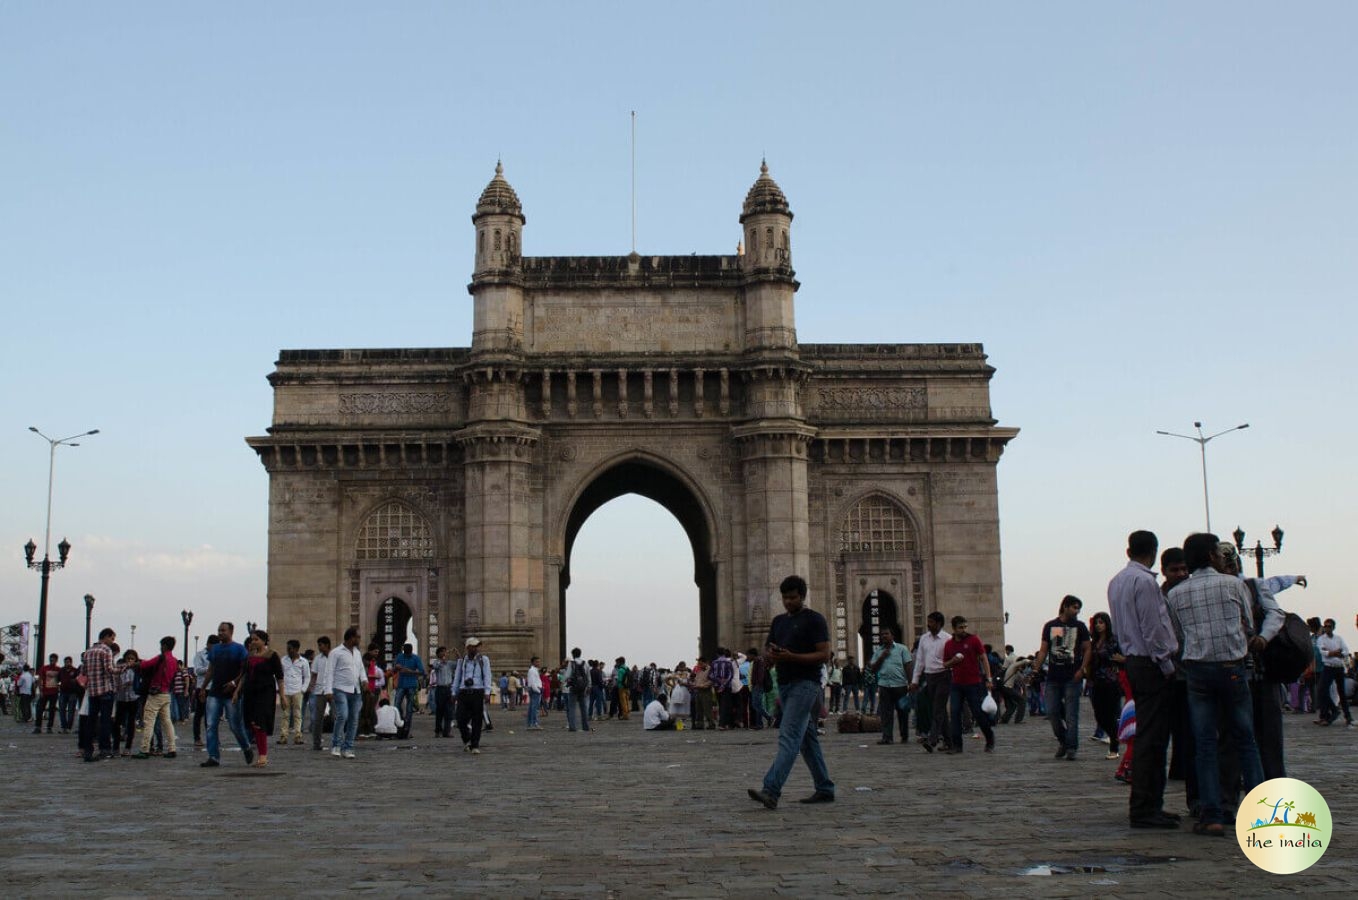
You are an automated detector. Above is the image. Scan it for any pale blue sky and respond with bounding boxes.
[2,4,1355,667]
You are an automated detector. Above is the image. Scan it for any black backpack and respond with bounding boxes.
[567,660,589,693]
[1246,579,1313,684]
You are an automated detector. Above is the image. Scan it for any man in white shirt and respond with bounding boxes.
[309,636,332,751]
[374,698,404,738]
[644,693,677,730]
[453,638,493,753]
[328,627,368,759]
[1317,619,1353,727]
[910,611,952,752]
[192,634,217,749]
[526,657,544,730]
[279,640,310,746]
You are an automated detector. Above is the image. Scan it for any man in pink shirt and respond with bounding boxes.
[943,616,995,753]
[132,636,180,759]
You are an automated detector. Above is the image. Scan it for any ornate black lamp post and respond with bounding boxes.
[23,426,99,666]
[1234,525,1284,578]
[181,610,193,663]
[83,594,96,649]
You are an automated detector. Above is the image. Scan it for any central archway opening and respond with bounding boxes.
[561,460,717,665]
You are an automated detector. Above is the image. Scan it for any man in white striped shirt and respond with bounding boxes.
[910,611,952,753]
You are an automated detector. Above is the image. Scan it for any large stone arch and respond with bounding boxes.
[550,450,721,661]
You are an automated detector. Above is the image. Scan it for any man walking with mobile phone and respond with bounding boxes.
[747,575,835,810]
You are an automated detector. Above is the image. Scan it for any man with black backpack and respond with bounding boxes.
[565,647,591,732]
[1216,541,1306,785]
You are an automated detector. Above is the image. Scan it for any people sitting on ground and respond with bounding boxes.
[375,698,405,739]
[644,693,677,731]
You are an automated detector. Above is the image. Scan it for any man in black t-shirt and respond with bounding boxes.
[747,575,835,810]
[1032,595,1092,761]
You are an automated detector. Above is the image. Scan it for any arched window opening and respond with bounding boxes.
[355,501,435,560]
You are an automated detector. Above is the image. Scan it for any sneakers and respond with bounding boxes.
[343,750,356,759]
[1055,746,1068,759]
[200,758,220,768]
[331,746,343,757]
[243,747,256,765]
[1106,751,1120,760]
[470,748,481,755]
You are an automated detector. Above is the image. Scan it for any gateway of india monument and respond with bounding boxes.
[247,162,1018,665]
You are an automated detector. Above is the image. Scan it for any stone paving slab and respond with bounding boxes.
[0,703,1352,897]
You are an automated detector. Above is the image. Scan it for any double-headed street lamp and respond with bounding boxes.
[24,427,100,666]
[1234,525,1284,578]
[1155,421,1249,532]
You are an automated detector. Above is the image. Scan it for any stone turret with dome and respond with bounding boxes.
[472,161,525,277]
[739,161,794,275]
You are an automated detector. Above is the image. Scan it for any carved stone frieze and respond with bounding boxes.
[339,392,453,415]
[813,386,925,415]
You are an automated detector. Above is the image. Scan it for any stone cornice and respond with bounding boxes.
[810,427,1019,464]
[245,432,462,472]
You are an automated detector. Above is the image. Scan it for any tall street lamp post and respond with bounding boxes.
[23,427,100,666]
[130,624,136,651]
[83,594,96,649]
[181,610,193,665]
[1234,525,1284,578]
[1155,421,1249,532]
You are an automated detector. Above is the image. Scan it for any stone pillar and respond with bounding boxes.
[732,420,817,649]
[457,423,543,668]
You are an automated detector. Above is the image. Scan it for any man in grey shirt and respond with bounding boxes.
[1107,530,1180,830]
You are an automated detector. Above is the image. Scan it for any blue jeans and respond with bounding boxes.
[566,690,590,731]
[588,686,606,719]
[331,690,362,752]
[1045,679,1082,753]
[1185,662,1264,825]
[394,687,416,732]
[843,685,861,711]
[861,684,877,713]
[89,692,116,756]
[761,678,835,801]
[527,689,542,727]
[949,683,995,750]
[59,692,80,731]
[750,687,771,728]
[204,694,251,761]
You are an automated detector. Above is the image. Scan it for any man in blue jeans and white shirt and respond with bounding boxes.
[748,575,835,810]
[328,627,369,759]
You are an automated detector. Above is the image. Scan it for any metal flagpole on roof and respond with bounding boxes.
[631,110,637,254]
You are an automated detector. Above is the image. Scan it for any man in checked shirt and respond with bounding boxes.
[1166,533,1265,837]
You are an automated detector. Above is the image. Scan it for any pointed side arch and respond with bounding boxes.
[832,489,927,654]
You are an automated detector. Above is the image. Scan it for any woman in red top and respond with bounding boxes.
[943,616,995,753]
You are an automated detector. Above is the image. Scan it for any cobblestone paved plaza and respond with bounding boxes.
[2,704,1352,897]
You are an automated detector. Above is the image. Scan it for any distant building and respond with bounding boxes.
[247,162,1018,664]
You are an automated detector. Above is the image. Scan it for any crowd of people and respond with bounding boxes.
[3,532,1352,834]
